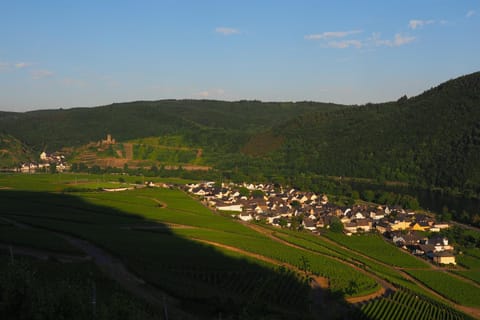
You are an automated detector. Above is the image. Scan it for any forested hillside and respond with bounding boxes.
[0,100,341,153]
[240,72,480,194]
[1,72,480,195]
[0,134,34,168]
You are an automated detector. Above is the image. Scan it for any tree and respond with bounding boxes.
[351,190,360,200]
[278,217,288,228]
[291,200,301,208]
[251,189,264,199]
[238,187,250,198]
[299,256,310,277]
[329,217,344,233]
[362,190,375,202]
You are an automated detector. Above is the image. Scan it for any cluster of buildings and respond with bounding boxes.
[391,231,456,265]
[185,181,456,265]
[18,152,69,173]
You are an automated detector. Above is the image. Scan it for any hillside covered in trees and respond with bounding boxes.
[0,134,34,168]
[257,71,480,194]
[1,72,480,197]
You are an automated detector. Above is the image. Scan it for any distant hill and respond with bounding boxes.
[0,100,342,152]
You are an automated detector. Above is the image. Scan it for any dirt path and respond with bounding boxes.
[136,196,168,208]
[0,243,90,263]
[1,216,193,319]
[450,221,480,233]
[120,222,195,230]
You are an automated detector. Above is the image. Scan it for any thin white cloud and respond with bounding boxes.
[197,88,225,98]
[31,69,54,80]
[198,90,210,98]
[305,30,362,40]
[0,62,9,71]
[466,10,476,18]
[408,19,434,29]
[327,39,363,49]
[371,33,415,47]
[14,62,32,69]
[215,27,240,35]
[393,33,416,46]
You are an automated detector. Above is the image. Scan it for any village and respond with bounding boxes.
[17,151,69,173]
[184,181,457,266]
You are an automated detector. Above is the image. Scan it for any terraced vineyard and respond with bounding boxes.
[359,290,471,320]
[406,270,480,308]
[324,232,430,268]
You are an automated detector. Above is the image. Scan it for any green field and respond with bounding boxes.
[457,250,480,269]
[454,270,480,285]
[324,232,431,269]
[406,270,480,308]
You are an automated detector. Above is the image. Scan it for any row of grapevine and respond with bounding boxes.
[358,289,470,320]
[150,264,310,309]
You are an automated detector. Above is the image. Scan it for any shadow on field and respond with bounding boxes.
[0,189,360,319]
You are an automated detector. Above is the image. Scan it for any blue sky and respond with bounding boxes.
[1,0,479,111]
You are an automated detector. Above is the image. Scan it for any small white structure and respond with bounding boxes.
[217,204,243,212]
[239,212,253,222]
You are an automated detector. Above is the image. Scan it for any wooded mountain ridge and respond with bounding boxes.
[1,71,479,195]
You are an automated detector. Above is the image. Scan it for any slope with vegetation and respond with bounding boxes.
[0,134,33,168]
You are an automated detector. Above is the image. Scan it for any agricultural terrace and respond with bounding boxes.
[247,224,442,299]
[324,232,431,269]
[359,289,471,320]
[78,188,379,297]
[406,270,480,308]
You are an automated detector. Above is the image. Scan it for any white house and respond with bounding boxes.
[217,204,243,212]
[239,212,253,222]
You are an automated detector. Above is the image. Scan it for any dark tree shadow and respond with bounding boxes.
[0,189,359,319]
